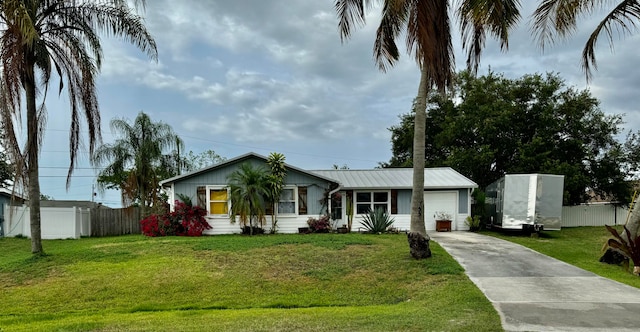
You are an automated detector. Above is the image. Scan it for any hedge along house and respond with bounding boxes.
[160,152,478,234]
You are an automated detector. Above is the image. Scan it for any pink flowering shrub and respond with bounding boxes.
[307,215,331,233]
[141,201,211,237]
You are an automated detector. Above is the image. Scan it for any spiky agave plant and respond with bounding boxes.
[605,225,640,276]
[360,208,395,234]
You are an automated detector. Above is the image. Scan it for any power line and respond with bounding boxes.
[40,128,381,164]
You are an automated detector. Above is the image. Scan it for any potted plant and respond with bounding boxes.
[435,211,452,232]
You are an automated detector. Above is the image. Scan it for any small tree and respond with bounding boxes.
[266,152,287,233]
[228,163,269,235]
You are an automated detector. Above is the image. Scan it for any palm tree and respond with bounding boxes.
[336,0,520,258]
[0,0,156,254]
[92,111,183,216]
[228,163,269,235]
[266,152,287,233]
[532,1,640,81]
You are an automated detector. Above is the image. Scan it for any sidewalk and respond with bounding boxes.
[430,231,640,332]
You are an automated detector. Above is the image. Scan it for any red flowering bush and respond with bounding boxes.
[140,214,175,237]
[141,201,211,237]
[307,215,331,233]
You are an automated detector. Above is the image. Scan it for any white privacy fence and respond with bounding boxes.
[2,204,91,239]
[561,204,631,227]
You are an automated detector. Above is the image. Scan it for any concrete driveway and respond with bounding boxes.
[430,231,640,332]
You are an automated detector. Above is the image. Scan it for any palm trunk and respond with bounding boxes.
[621,199,640,242]
[25,60,43,255]
[408,66,431,259]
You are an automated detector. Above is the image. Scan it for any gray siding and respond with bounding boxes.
[305,184,328,216]
[171,156,333,215]
[458,189,468,214]
[397,189,412,214]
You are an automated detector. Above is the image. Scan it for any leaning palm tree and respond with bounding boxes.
[336,0,520,258]
[532,0,640,81]
[228,163,269,235]
[92,111,184,217]
[0,0,156,254]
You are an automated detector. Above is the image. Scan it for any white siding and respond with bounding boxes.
[363,213,470,233]
[203,215,316,235]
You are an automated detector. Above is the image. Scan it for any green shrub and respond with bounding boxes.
[360,208,395,233]
[465,215,481,232]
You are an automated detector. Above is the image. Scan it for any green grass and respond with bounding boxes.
[0,234,502,331]
[482,226,640,288]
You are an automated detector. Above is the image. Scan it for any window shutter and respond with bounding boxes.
[197,186,206,208]
[298,186,307,215]
[391,190,398,214]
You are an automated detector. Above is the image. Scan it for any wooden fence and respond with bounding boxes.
[91,207,142,237]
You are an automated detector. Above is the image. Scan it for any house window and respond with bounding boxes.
[278,187,296,214]
[331,192,342,220]
[207,187,229,215]
[356,191,389,214]
[298,186,307,215]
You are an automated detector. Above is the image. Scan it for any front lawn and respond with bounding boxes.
[0,234,502,331]
[483,226,640,289]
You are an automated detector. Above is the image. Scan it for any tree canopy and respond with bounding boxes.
[532,1,640,81]
[384,71,639,205]
[0,0,156,254]
[93,111,183,214]
[182,150,226,172]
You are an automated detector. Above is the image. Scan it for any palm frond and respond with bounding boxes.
[581,1,640,81]
[407,0,454,92]
[335,0,373,41]
[458,0,521,73]
[373,0,408,71]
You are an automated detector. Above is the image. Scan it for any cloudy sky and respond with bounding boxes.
[34,1,639,206]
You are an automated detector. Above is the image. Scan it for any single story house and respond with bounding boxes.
[160,152,478,234]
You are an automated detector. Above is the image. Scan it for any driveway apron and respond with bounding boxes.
[430,231,640,332]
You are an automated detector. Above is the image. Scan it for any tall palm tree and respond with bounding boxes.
[532,0,640,81]
[93,111,183,216]
[0,0,156,254]
[336,0,520,258]
[228,163,269,235]
[266,152,287,233]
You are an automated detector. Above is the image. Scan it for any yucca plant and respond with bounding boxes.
[605,225,640,276]
[360,208,395,234]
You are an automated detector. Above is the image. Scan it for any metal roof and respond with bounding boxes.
[159,152,477,190]
[160,152,338,186]
[311,168,477,190]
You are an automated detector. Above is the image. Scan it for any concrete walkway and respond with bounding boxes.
[430,231,640,332]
